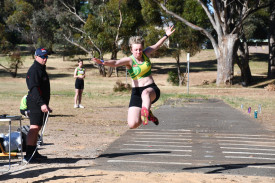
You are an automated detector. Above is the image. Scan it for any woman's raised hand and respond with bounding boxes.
[166,25,175,37]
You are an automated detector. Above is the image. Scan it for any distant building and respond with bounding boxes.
[246,39,268,54]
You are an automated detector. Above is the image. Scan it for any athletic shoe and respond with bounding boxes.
[141,107,149,125]
[79,104,85,108]
[74,104,79,108]
[34,152,47,159]
[149,110,159,125]
[23,152,47,163]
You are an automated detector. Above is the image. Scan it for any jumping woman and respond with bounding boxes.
[93,26,175,128]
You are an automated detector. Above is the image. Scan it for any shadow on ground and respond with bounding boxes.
[182,162,275,174]
[0,157,95,182]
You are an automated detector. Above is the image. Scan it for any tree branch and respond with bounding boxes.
[196,0,216,29]
[232,1,271,34]
[156,1,218,49]
[115,0,123,47]
[63,34,90,54]
[59,0,86,24]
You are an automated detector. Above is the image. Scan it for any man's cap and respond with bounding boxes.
[35,48,48,57]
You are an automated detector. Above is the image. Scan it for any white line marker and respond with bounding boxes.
[134,132,192,135]
[121,148,192,152]
[144,154,191,157]
[204,155,214,158]
[133,129,191,132]
[215,134,275,138]
[108,160,192,165]
[216,136,275,141]
[135,134,192,137]
[133,141,191,144]
[248,166,275,169]
[225,156,275,160]
[221,147,275,152]
[123,144,192,148]
[219,143,275,148]
[136,138,191,141]
[223,151,275,156]
[218,140,275,145]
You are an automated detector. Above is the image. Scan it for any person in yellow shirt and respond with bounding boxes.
[20,94,30,117]
[74,59,85,108]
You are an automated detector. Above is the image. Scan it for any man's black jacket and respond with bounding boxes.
[26,60,50,112]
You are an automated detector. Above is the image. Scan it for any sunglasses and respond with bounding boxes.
[39,55,48,59]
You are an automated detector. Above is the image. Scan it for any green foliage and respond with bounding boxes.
[31,6,59,51]
[243,9,269,40]
[6,0,34,36]
[0,23,14,53]
[167,71,179,86]
[113,80,131,92]
[140,0,162,26]
[8,49,24,77]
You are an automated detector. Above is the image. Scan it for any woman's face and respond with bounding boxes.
[131,44,143,59]
[78,61,83,67]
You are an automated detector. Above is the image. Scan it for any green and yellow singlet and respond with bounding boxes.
[20,95,27,110]
[76,67,85,76]
[127,53,151,80]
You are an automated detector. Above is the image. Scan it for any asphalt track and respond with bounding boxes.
[92,99,275,177]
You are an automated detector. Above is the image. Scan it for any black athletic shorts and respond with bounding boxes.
[129,83,160,108]
[75,78,84,89]
[29,111,46,126]
[20,109,30,117]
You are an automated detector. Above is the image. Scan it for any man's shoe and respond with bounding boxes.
[34,152,47,159]
[23,155,40,163]
[79,104,85,108]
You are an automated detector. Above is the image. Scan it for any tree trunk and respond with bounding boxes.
[235,38,252,86]
[99,55,106,77]
[215,34,238,85]
[268,2,275,78]
[175,53,184,86]
[107,50,118,77]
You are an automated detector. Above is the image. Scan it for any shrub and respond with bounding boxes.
[113,80,131,92]
[167,71,179,86]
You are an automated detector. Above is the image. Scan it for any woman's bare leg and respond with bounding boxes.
[127,107,142,129]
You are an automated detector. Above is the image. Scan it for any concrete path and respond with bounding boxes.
[92,99,275,177]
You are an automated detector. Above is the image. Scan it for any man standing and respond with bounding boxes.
[24,48,52,162]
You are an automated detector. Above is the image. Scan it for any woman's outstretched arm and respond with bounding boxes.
[144,25,175,57]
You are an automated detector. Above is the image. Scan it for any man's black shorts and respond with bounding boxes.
[29,111,45,126]
[75,78,84,89]
[129,83,160,108]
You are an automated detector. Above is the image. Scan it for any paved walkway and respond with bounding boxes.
[92,99,275,177]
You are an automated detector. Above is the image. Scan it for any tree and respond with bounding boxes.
[268,1,275,78]
[56,0,145,77]
[30,5,60,52]
[0,48,23,77]
[6,0,35,43]
[155,0,271,86]
[163,0,209,86]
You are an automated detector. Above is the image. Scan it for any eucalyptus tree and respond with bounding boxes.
[6,0,35,43]
[155,0,271,86]
[160,0,209,86]
[56,0,145,76]
[268,1,275,78]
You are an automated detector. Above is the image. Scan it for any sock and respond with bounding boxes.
[26,145,36,156]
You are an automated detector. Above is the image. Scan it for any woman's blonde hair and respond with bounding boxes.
[129,36,144,49]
